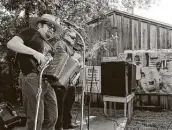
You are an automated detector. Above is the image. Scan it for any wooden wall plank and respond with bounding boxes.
[149,25,157,49]
[96,21,102,66]
[121,15,124,53]
[168,30,172,48]
[92,25,97,41]
[123,17,131,50]
[112,14,117,56]
[86,25,95,66]
[104,20,110,57]
[164,29,168,48]
[147,23,150,49]
[141,22,148,49]
[109,15,114,57]
[138,20,141,49]
[129,18,132,50]
[91,26,95,42]
[100,22,104,41]
[157,26,160,49]
[95,23,99,41]
[102,20,107,40]
[116,15,123,53]
[86,26,93,43]
[159,27,168,49]
[96,22,101,41]
[167,29,170,49]
[132,20,139,50]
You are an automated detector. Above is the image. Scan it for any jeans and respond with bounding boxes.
[21,73,58,130]
[54,86,75,128]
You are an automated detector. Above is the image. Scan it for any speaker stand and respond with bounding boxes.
[103,93,135,122]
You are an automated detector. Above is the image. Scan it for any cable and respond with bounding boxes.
[87,64,95,130]
[74,81,81,124]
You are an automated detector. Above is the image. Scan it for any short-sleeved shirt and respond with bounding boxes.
[16,27,45,75]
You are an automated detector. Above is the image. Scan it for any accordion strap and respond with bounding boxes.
[38,33,55,53]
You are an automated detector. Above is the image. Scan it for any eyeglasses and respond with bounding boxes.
[70,36,76,40]
[43,22,55,31]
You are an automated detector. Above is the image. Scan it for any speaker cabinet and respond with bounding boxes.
[101,61,136,97]
[128,63,136,92]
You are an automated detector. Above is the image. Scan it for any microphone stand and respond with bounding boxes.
[34,58,52,130]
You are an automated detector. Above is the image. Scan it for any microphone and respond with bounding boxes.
[38,53,53,71]
[45,54,53,65]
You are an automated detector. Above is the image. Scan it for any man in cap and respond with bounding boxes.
[6,14,62,130]
[49,28,80,130]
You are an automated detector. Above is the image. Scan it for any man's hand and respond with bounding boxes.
[33,51,47,65]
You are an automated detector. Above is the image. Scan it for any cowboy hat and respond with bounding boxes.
[29,14,62,34]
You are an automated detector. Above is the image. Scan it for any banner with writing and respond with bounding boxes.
[85,66,101,93]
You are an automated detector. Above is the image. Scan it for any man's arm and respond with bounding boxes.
[7,36,37,55]
[7,36,46,64]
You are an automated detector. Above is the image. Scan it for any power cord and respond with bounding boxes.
[87,65,95,130]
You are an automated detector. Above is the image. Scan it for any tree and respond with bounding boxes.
[121,0,160,13]
[0,0,160,44]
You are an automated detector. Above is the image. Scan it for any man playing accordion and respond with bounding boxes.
[49,28,82,130]
[6,14,62,130]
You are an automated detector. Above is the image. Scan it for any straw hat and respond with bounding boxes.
[30,14,62,34]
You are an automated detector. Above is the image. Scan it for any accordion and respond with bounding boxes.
[43,52,81,87]
[43,52,69,80]
[58,57,81,86]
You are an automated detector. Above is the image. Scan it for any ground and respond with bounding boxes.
[128,110,172,130]
[11,105,172,130]
[13,106,126,130]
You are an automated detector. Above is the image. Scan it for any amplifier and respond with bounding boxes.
[101,61,136,97]
[128,63,136,92]
[0,102,21,130]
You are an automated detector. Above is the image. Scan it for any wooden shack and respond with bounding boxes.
[85,9,172,109]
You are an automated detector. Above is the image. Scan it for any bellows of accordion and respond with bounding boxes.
[43,52,81,87]
[43,53,69,80]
